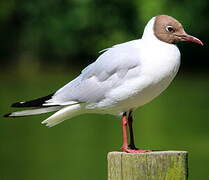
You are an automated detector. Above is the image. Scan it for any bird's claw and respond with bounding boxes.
[121,146,151,153]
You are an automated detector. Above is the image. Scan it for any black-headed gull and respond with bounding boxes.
[4,15,203,153]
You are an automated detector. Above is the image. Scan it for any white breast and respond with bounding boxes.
[94,40,181,114]
[134,40,181,105]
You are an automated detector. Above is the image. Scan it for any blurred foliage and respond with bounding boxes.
[0,0,208,70]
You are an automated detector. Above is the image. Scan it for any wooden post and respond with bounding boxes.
[108,151,188,180]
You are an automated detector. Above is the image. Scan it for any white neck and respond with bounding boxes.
[142,17,157,41]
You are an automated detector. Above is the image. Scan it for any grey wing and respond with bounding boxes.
[45,40,142,105]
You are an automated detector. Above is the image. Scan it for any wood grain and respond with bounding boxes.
[108,151,188,180]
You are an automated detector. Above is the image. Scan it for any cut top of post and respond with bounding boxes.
[108,151,188,180]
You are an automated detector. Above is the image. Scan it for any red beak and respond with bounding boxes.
[180,34,204,46]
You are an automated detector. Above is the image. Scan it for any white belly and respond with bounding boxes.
[114,71,178,112]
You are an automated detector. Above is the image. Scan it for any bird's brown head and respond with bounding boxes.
[154,15,203,45]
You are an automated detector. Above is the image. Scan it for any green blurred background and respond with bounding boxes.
[1,0,209,179]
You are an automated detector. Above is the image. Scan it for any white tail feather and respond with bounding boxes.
[8,106,62,117]
[41,104,81,127]
[43,100,78,106]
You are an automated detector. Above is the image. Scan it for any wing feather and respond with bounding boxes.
[50,40,142,104]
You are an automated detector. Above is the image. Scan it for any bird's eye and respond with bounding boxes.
[166,26,175,33]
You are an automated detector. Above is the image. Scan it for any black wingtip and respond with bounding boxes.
[3,113,11,118]
[10,93,54,108]
[11,102,24,107]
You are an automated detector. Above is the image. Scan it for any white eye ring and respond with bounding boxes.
[166,25,175,32]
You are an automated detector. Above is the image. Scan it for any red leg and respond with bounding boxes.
[121,113,128,151]
[121,112,151,153]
